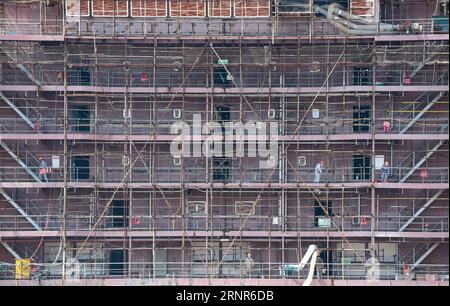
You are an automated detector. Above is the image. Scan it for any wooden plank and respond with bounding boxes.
[131,0,167,17]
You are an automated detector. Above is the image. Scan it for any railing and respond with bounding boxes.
[0,41,31,63]
[398,197,420,220]
[0,43,44,86]
[0,214,447,233]
[400,89,445,117]
[1,80,44,121]
[396,140,445,182]
[0,116,448,136]
[399,243,429,264]
[395,73,448,134]
[0,188,43,221]
[0,124,42,176]
[1,66,448,88]
[392,166,449,184]
[373,117,449,135]
[0,164,448,184]
[396,189,445,223]
[405,69,448,100]
[0,20,62,36]
[0,261,447,281]
[6,242,41,262]
[377,215,449,232]
[399,150,417,173]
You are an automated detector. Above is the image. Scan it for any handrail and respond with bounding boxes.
[0,81,42,122]
[0,137,41,170]
[0,214,448,233]
[0,261,447,281]
[399,243,428,263]
[400,72,448,113]
[0,116,447,135]
[0,165,448,183]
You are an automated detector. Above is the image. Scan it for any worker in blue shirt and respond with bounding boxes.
[380,161,390,182]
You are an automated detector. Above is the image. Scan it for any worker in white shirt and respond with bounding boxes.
[314,160,324,183]
[244,252,255,278]
[365,252,380,281]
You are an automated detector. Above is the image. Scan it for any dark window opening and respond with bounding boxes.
[314,200,332,228]
[353,67,372,85]
[215,105,231,136]
[214,67,231,87]
[109,249,128,276]
[69,66,91,85]
[353,154,371,181]
[213,157,231,182]
[72,156,90,181]
[318,248,333,277]
[353,105,371,132]
[109,200,129,228]
[215,105,231,123]
[71,105,91,132]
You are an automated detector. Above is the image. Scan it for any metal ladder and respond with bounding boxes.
[0,91,38,129]
[0,42,42,86]
[0,188,42,230]
[399,139,444,183]
[400,91,446,134]
[399,189,445,231]
[0,124,42,182]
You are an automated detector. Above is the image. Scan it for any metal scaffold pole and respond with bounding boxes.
[0,0,447,286]
[62,41,68,285]
[371,40,377,261]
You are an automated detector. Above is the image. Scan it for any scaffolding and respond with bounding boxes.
[0,0,448,285]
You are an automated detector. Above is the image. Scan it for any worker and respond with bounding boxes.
[34,119,41,133]
[402,261,410,276]
[57,71,63,83]
[314,160,324,183]
[403,70,412,84]
[402,261,415,280]
[380,161,390,182]
[57,118,64,129]
[420,168,428,179]
[315,255,325,279]
[365,252,380,281]
[30,258,41,280]
[140,72,149,82]
[383,120,391,133]
[244,252,254,278]
[38,157,49,182]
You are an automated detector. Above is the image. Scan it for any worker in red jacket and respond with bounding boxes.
[38,157,49,182]
[383,120,391,133]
